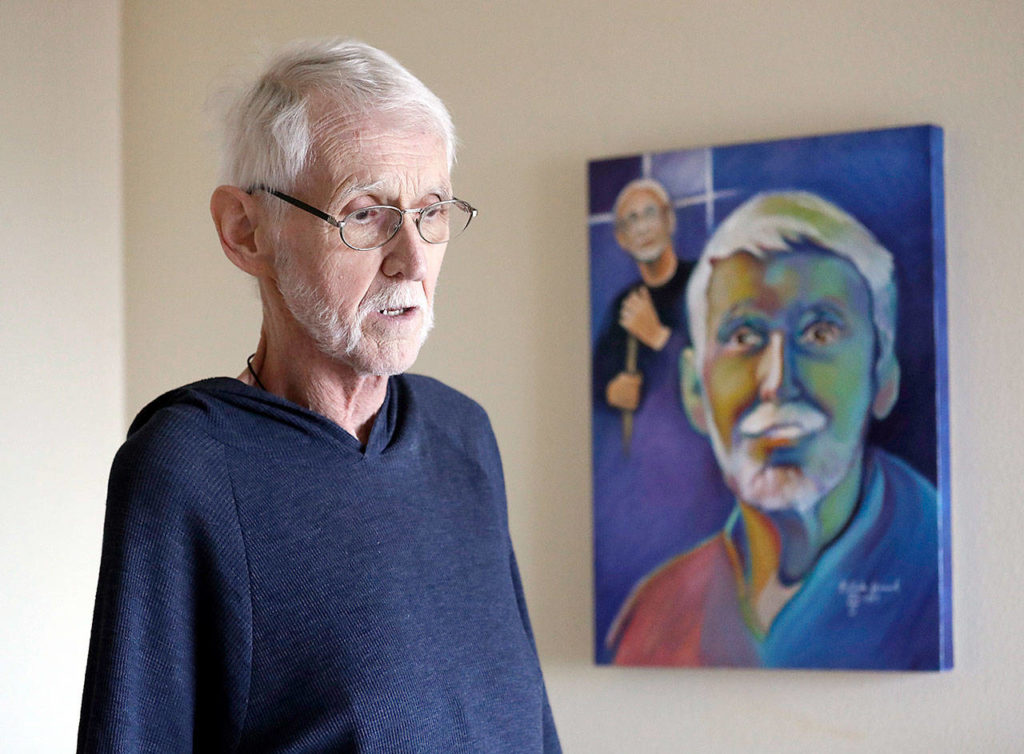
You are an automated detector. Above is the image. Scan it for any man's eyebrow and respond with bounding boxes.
[329,180,453,209]
[801,300,847,319]
[716,301,760,323]
[426,184,453,201]
[328,179,387,208]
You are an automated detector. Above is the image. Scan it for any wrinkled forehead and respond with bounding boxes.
[296,87,438,153]
[300,108,450,198]
[706,246,873,322]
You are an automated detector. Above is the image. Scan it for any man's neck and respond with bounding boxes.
[733,455,864,633]
[239,321,387,447]
[637,247,678,287]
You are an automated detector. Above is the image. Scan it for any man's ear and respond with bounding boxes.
[680,347,709,435]
[210,185,272,277]
[872,359,900,420]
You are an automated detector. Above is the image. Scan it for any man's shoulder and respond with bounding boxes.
[398,373,489,424]
[120,378,250,459]
[864,447,939,564]
[106,380,246,529]
[127,377,332,453]
[394,374,503,471]
[873,448,937,504]
[608,535,731,662]
[125,378,230,446]
[621,536,730,615]
[116,377,303,493]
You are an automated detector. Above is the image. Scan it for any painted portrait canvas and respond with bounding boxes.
[589,126,952,670]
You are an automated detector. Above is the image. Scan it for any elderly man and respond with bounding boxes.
[78,40,560,751]
[597,179,688,423]
[609,192,941,669]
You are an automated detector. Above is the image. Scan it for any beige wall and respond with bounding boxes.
[121,2,1024,750]
[6,0,1021,750]
[0,1,123,749]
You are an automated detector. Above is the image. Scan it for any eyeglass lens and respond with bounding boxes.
[616,204,661,232]
[342,200,474,250]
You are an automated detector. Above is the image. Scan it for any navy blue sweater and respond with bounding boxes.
[78,376,560,752]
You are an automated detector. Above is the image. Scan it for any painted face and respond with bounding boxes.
[273,123,450,377]
[614,189,672,263]
[698,248,877,513]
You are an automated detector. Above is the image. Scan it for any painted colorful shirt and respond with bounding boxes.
[609,448,942,670]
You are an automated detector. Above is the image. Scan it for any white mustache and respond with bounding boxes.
[738,402,827,440]
[362,286,426,314]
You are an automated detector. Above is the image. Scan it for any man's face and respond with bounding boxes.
[614,188,672,263]
[271,120,450,377]
[696,248,877,513]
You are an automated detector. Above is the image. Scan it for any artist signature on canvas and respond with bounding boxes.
[837,579,901,617]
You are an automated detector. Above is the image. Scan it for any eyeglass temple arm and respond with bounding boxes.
[250,186,342,228]
[252,186,478,231]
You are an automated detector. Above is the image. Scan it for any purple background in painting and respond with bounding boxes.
[589,126,947,664]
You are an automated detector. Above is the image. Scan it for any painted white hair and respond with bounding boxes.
[215,38,456,192]
[686,191,898,383]
[613,178,677,234]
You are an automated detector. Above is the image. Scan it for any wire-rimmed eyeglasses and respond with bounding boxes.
[614,203,665,233]
[251,186,478,251]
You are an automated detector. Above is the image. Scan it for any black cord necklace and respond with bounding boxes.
[246,353,268,391]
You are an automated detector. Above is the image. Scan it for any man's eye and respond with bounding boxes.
[421,204,447,222]
[725,326,764,349]
[349,207,380,224]
[800,321,842,346]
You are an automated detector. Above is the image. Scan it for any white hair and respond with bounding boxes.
[214,38,456,193]
[686,191,898,385]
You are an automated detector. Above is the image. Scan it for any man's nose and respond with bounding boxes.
[756,331,799,403]
[380,215,430,280]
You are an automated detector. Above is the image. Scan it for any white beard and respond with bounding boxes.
[628,240,668,264]
[276,246,434,376]
[705,399,862,514]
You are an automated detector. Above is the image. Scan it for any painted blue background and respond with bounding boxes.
[589,126,947,664]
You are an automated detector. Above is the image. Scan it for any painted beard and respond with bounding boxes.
[276,245,434,377]
[627,239,668,264]
[704,398,864,514]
